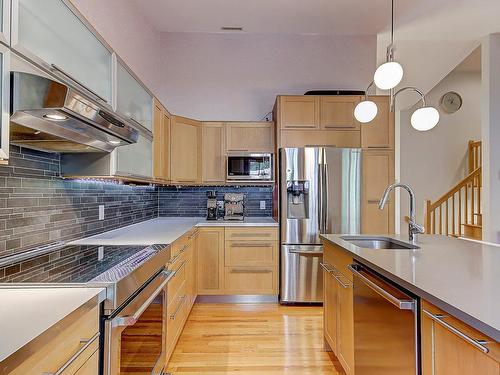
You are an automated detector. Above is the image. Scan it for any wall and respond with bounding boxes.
[159,186,273,217]
[0,146,158,258]
[71,0,162,95]
[158,32,376,120]
[399,71,482,231]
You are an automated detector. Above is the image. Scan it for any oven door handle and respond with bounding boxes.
[112,270,174,327]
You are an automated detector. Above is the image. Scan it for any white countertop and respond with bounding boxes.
[0,287,105,363]
[321,234,500,341]
[71,217,278,246]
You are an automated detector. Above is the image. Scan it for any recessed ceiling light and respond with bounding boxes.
[221,27,243,31]
[43,113,68,121]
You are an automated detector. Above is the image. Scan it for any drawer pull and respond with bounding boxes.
[230,269,272,274]
[422,310,490,353]
[44,332,100,375]
[231,233,272,238]
[320,262,350,289]
[230,243,273,248]
[168,252,182,265]
[170,295,187,320]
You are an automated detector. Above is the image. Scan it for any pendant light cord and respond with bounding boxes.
[391,0,394,46]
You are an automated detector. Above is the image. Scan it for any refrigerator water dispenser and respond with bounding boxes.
[286,180,310,219]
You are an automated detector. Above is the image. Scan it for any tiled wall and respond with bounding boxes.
[158,186,273,217]
[0,146,158,258]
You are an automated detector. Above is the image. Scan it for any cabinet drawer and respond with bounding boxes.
[224,267,277,295]
[167,258,187,306]
[225,241,277,267]
[166,282,188,351]
[6,305,100,374]
[71,349,99,375]
[323,242,353,282]
[225,227,278,241]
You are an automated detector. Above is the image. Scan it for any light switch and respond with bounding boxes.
[260,201,266,210]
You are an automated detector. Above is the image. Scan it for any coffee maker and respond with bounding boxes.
[206,191,217,220]
[224,193,245,221]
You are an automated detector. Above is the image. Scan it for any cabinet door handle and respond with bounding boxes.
[422,309,490,353]
[230,243,272,248]
[44,332,100,375]
[231,233,272,238]
[230,269,272,274]
[50,64,107,103]
[170,295,187,320]
[168,252,182,265]
[367,145,390,149]
[321,262,350,288]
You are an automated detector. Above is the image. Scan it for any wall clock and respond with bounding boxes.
[440,91,462,114]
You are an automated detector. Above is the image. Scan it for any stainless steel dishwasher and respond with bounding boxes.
[348,263,419,375]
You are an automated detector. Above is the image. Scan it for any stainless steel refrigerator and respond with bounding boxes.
[280,147,362,303]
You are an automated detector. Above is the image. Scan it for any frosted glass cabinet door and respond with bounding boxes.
[113,134,153,179]
[0,46,9,163]
[0,0,10,44]
[116,61,153,131]
[13,0,112,102]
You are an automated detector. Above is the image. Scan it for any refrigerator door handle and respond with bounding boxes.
[322,162,329,234]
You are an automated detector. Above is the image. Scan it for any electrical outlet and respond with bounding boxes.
[99,205,105,220]
[98,246,104,261]
[260,201,266,210]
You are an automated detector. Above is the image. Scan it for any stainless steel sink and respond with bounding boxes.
[340,236,419,250]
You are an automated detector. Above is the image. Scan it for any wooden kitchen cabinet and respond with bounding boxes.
[320,96,361,130]
[202,122,226,183]
[322,242,355,375]
[225,122,274,152]
[197,227,225,294]
[153,100,171,182]
[362,150,395,234]
[361,96,394,149]
[170,116,202,183]
[278,96,320,129]
[421,301,500,375]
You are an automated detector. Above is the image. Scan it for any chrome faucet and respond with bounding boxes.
[379,183,425,242]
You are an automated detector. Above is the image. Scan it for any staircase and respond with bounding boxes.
[424,141,482,240]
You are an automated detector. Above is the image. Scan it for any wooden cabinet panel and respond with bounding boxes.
[280,130,360,148]
[361,96,395,149]
[421,301,500,375]
[320,96,361,130]
[279,96,319,129]
[171,116,202,183]
[72,349,99,375]
[226,122,274,152]
[224,267,277,295]
[338,281,355,375]
[166,282,187,360]
[362,150,395,234]
[153,100,171,182]
[225,241,277,267]
[197,228,225,294]
[225,227,278,241]
[202,122,226,183]
[323,269,339,355]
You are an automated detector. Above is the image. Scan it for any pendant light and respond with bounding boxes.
[374,0,404,90]
[354,82,378,123]
[393,87,440,131]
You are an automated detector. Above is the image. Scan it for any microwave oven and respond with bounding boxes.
[226,152,273,181]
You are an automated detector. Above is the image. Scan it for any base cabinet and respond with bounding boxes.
[322,242,355,375]
[421,301,500,375]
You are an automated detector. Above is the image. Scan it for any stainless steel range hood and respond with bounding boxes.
[9,72,139,153]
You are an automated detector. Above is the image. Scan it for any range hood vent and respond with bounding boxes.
[10,72,139,153]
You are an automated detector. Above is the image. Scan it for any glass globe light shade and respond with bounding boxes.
[411,106,440,131]
[374,61,404,90]
[354,100,378,123]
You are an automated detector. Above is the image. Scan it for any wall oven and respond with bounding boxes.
[103,269,173,375]
[226,152,273,181]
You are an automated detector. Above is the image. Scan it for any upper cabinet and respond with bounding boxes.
[226,122,274,152]
[116,59,153,131]
[202,122,226,183]
[278,96,319,129]
[0,0,10,45]
[113,133,153,179]
[12,0,112,103]
[153,100,171,182]
[0,44,9,164]
[361,96,394,149]
[170,116,202,184]
[320,96,361,131]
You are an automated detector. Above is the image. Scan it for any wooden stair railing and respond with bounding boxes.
[468,140,482,173]
[424,167,482,238]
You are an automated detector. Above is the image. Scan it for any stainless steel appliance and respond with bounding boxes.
[0,242,173,375]
[10,71,139,153]
[280,147,361,303]
[226,152,273,181]
[348,263,418,375]
[224,193,245,221]
[207,190,218,220]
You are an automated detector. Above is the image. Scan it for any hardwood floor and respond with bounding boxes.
[165,303,345,374]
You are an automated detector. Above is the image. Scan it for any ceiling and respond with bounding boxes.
[130,0,453,36]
